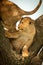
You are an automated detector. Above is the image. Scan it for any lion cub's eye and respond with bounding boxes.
[22,22,23,24]
[29,22,32,24]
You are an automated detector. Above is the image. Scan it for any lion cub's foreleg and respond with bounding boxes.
[22,45,30,57]
[22,39,34,57]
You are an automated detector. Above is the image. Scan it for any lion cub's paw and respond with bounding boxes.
[22,50,30,57]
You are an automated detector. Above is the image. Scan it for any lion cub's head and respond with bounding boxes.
[18,17,35,31]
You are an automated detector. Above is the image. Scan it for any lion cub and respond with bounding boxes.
[11,17,36,57]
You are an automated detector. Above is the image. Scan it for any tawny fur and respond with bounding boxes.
[1,0,42,38]
[10,17,36,57]
[1,0,42,57]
